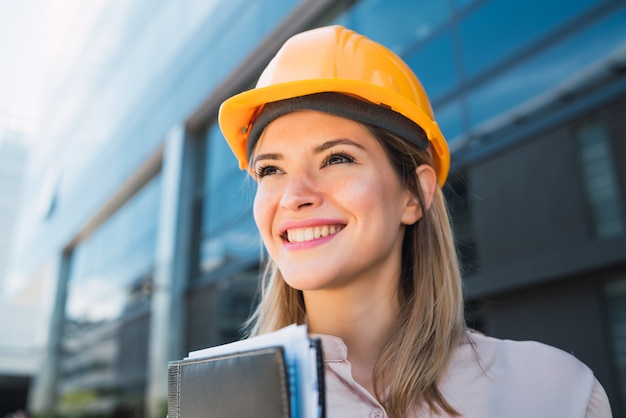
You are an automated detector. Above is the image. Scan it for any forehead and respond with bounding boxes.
[255,109,374,149]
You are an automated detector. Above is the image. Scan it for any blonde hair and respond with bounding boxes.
[245,124,466,417]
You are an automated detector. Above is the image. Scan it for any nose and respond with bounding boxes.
[279,172,323,210]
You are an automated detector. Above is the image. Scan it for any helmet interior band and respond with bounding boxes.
[246,92,429,160]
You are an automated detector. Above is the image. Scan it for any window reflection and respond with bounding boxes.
[459,0,604,78]
[66,175,160,323]
[186,267,259,351]
[576,116,625,238]
[434,99,466,147]
[454,0,478,10]
[59,174,161,416]
[65,277,126,324]
[466,9,626,130]
[444,171,479,276]
[333,0,451,53]
[404,32,458,101]
[605,275,626,414]
[200,124,259,274]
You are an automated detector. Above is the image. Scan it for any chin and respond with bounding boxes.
[280,270,338,291]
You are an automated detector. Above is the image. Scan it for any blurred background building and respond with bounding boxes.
[0,0,624,416]
[0,127,32,416]
[0,129,29,292]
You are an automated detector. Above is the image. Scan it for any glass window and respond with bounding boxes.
[59,173,161,415]
[605,275,626,414]
[454,0,478,10]
[444,171,479,276]
[208,0,300,83]
[200,124,259,274]
[434,99,465,145]
[460,0,605,78]
[404,32,458,101]
[66,174,161,322]
[576,116,625,238]
[466,9,626,130]
[333,0,451,54]
[186,267,259,351]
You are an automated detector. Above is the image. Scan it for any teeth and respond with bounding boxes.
[286,225,342,243]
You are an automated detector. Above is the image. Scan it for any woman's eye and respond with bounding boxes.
[324,152,354,166]
[255,165,281,178]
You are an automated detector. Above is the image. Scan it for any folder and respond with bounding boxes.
[167,324,325,418]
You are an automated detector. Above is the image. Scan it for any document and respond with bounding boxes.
[168,324,325,418]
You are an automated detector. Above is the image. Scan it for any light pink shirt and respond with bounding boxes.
[317,331,612,417]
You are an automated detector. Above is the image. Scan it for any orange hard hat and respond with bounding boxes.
[219,25,450,186]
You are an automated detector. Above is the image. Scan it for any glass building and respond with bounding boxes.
[5,0,625,416]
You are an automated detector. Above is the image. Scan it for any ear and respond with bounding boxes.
[401,164,438,225]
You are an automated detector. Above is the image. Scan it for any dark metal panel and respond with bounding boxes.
[469,126,588,266]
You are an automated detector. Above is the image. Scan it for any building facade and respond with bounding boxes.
[0,129,33,416]
[5,0,625,416]
[0,129,29,291]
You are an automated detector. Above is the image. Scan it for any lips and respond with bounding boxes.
[283,224,345,243]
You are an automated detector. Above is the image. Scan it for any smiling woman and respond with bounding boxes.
[218,25,612,418]
[252,109,425,295]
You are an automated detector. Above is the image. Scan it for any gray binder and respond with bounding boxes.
[167,326,325,418]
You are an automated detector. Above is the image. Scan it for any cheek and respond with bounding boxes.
[345,173,407,224]
[253,187,278,242]
[338,174,393,211]
[253,191,268,232]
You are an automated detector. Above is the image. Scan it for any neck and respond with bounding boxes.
[304,276,399,394]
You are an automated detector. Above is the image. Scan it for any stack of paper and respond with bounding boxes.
[168,324,325,418]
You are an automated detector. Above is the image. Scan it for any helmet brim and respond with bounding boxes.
[218,78,449,186]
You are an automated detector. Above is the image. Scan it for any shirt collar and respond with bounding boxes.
[310,333,348,362]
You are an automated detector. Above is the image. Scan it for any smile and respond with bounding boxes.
[285,225,344,243]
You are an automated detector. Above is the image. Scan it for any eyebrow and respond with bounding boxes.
[252,138,366,166]
[251,152,282,166]
[313,138,367,153]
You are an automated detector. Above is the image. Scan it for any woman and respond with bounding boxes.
[218,25,611,417]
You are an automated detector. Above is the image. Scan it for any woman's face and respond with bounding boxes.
[251,110,421,291]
